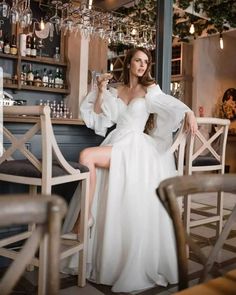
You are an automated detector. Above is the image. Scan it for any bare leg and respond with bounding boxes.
[72,145,112,232]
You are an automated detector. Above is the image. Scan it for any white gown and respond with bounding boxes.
[62,84,190,293]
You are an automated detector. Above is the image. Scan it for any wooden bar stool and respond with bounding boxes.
[0,106,90,294]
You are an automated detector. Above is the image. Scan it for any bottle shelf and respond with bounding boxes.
[21,56,67,67]
[3,82,69,94]
[20,85,69,94]
[3,83,18,89]
[0,50,69,95]
[0,52,18,59]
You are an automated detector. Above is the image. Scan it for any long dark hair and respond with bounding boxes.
[123,47,155,132]
[222,88,236,102]
[123,47,155,86]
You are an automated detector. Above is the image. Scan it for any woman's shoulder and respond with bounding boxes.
[108,86,118,97]
[146,83,162,94]
[147,82,157,88]
[115,84,127,98]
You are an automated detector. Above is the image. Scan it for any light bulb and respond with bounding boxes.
[40,18,45,30]
[189,23,195,34]
[110,62,114,72]
[88,0,93,9]
[219,34,224,50]
[131,28,137,36]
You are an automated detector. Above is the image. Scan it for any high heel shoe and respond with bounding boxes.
[62,216,94,240]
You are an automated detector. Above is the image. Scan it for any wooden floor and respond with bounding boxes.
[1,192,236,295]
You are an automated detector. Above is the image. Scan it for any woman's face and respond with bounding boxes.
[129,50,149,78]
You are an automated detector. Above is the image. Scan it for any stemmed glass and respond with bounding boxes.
[60,3,74,34]
[0,0,10,18]
[23,0,33,27]
[49,1,62,34]
[10,0,20,24]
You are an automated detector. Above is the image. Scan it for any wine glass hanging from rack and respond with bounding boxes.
[0,0,156,48]
[0,0,32,28]
[45,1,156,48]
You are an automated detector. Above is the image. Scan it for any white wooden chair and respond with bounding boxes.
[170,119,188,176]
[0,106,90,294]
[184,117,230,236]
[0,194,67,295]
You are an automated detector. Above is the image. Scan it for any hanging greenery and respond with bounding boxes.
[117,0,236,42]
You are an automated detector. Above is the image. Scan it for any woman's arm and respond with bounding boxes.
[94,73,113,114]
[146,84,198,136]
[184,111,198,135]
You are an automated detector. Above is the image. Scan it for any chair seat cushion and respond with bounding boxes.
[193,155,220,166]
[0,159,89,178]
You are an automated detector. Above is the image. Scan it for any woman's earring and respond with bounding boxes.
[127,64,130,69]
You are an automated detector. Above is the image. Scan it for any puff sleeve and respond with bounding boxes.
[80,87,119,137]
[145,84,191,151]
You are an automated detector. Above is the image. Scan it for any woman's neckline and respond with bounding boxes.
[108,83,159,106]
[115,84,147,106]
[118,97,145,106]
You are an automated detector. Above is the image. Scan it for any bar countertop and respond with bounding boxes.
[3,115,85,125]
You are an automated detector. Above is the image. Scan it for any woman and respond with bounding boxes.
[62,47,197,293]
[221,88,236,121]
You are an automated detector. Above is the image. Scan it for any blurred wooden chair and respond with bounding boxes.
[157,174,236,291]
[184,117,230,236]
[0,194,67,295]
[0,106,90,292]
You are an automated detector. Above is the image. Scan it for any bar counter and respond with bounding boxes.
[3,115,85,126]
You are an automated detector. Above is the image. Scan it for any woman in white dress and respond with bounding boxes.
[62,47,198,293]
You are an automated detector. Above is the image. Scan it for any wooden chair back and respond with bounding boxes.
[1,106,89,194]
[157,174,236,291]
[0,106,90,290]
[0,194,67,295]
[186,117,230,174]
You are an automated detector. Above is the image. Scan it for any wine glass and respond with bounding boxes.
[60,3,73,33]
[49,1,62,34]
[23,0,33,27]
[10,0,20,24]
[0,0,10,18]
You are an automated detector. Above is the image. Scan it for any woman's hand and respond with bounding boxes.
[97,73,113,93]
[185,111,198,135]
[94,73,113,114]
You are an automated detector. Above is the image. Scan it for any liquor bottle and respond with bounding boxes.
[3,34,10,54]
[0,29,4,53]
[30,37,37,57]
[27,64,34,86]
[25,35,31,57]
[53,47,60,61]
[10,34,17,55]
[33,70,42,87]
[42,68,49,87]
[48,70,53,88]
[54,68,60,88]
[20,64,27,85]
[59,69,64,89]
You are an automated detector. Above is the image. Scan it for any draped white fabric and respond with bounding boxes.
[61,85,190,293]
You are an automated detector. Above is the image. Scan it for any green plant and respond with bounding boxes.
[117,0,236,42]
